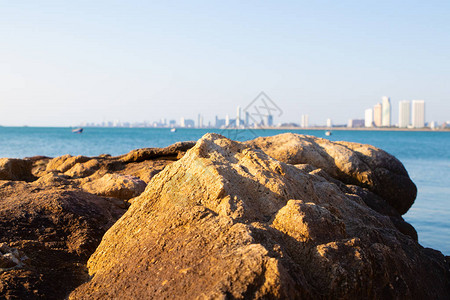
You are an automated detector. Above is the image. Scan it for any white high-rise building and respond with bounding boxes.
[412,100,425,128]
[373,103,382,127]
[236,106,241,127]
[365,108,373,127]
[197,114,203,128]
[398,101,410,128]
[326,118,332,128]
[225,114,230,127]
[382,96,391,127]
[301,114,309,128]
[180,117,186,128]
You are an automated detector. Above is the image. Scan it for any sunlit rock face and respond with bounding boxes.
[246,133,417,215]
[70,133,449,299]
[0,142,190,299]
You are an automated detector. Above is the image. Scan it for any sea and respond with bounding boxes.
[1,127,449,255]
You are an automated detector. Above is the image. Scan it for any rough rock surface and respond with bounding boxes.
[119,141,195,163]
[0,181,126,299]
[0,142,188,299]
[64,159,101,178]
[70,134,450,299]
[246,133,417,215]
[0,243,27,271]
[82,174,147,200]
[46,155,91,173]
[0,158,35,181]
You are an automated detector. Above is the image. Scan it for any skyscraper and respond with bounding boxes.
[364,108,373,127]
[326,118,332,128]
[301,114,309,128]
[236,106,241,127]
[267,115,273,126]
[382,96,391,127]
[398,101,410,128]
[197,114,202,128]
[412,100,425,128]
[225,114,230,127]
[373,103,382,127]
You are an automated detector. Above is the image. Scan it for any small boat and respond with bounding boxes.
[72,127,83,134]
[325,130,332,136]
[170,128,177,132]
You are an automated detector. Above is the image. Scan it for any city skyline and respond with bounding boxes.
[77,97,447,130]
[362,97,427,129]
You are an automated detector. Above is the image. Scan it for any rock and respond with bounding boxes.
[0,158,34,181]
[0,243,27,271]
[46,155,91,173]
[82,173,147,200]
[34,171,71,186]
[65,159,101,178]
[0,141,191,299]
[70,133,450,299]
[246,133,417,215]
[118,160,172,183]
[293,163,418,241]
[0,180,126,299]
[27,156,52,177]
[119,141,195,163]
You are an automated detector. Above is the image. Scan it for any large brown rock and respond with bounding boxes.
[70,133,449,299]
[119,141,195,163]
[46,155,91,173]
[0,141,192,299]
[65,159,101,178]
[0,158,34,181]
[0,180,126,300]
[82,173,147,200]
[246,133,417,215]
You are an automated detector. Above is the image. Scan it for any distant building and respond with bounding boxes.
[236,106,241,127]
[412,100,425,128]
[430,121,438,129]
[185,119,195,128]
[326,118,332,128]
[398,100,411,128]
[364,109,373,127]
[197,114,203,128]
[215,117,226,128]
[373,103,382,127]
[382,96,391,127]
[180,117,186,128]
[301,114,309,128]
[348,119,364,128]
[267,115,273,126]
[245,111,250,127]
[225,114,230,127]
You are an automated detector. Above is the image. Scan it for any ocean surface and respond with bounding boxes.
[1,127,449,255]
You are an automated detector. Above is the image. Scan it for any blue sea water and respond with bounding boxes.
[0,127,449,255]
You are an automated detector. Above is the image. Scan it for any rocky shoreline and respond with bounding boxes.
[0,133,449,299]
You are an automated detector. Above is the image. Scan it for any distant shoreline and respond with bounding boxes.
[1,126,449,132]
[217,126,450,132]
[258,126,450,132]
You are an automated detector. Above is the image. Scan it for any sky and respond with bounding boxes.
[1,0,449,126]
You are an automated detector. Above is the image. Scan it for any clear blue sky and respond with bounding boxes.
[1,1,449,126]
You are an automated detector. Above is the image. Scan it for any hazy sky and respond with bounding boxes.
[1,1,449,126]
